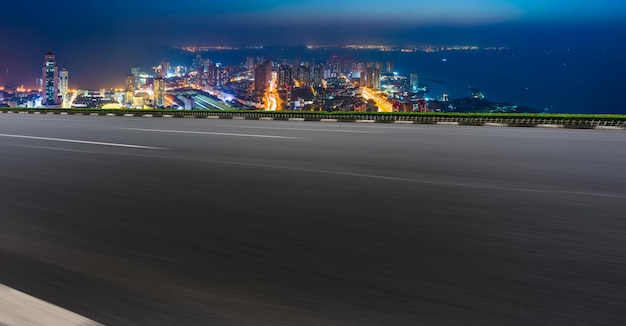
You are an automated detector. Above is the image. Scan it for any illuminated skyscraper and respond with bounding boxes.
[298,64,311,87]
[341,57,353,74]
[254,60,272,93]
[205,63,217,86]
[386,61,395,73]
[373,69,380,89]
[366,66,380,89]
[410,73,419,91]
[202,59,212,72]
[160,61,170,78]
[247,56,255,74]
[360,70,367,87]
[277,64,293,90]
[194,54,202,70]
[330,55,339,75]
[42,50,60,106]
[311,65,322,86]
[131,66,141,89]
[125,74,135,105]
[59,69,69,107]
[153,78,165,108]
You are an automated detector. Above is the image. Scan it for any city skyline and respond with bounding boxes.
[2,1,626,112]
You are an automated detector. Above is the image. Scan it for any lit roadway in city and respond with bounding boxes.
[67,91,79,108]
[265,75,280,111]
[2,115,626,325]
[339,73,393,113]
[361,87,393,112]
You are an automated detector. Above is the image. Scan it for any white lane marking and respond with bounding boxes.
[208,160,626,199]
[119,128,304,139]
[0,117,71,122]
[0,133,166,150]
[0,284,102,326]
[314,123,420,130]
[229,126,380,134]
[104,151,626,200]
[1,116,120,121]
[4,144,97,153]
[565,191,626,199]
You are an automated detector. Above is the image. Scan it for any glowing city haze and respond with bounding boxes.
[2,0,626,91]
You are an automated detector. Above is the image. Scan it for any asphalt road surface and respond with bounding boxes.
[1,114,625,325]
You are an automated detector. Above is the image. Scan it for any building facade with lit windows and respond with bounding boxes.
[125,75,135,106]
[131,66,141,89]
[159,61,170,78]
[277,64,293,90]
[254,60,272,94]
[366,66,380,89]
[59,69,69,107]
[42,50,60,106]
[410,73,419,92]
[153,77,165,108]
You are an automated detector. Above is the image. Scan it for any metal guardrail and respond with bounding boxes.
[2,109,626,128]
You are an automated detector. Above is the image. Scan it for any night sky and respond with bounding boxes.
[2,0,626,89]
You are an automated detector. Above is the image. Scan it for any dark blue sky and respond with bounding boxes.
[2,0,626,89]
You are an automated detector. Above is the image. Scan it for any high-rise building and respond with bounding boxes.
[196,66,204,87]
[42,50,60,106]
[360,70,367,87]
[194,54,202,70]
[277,64,293,90]
[330,55,340,75]
[59,69,69,107]
[215,67,223,87]
[131,66,141,89]
[220,66,232,87]
[341,57,353,74]
[254,60,272,93]
[410,73,419,92]
[311,65,322,86]
[373,68,380,89]
[125,74,135,105]
[202,59,212,73]
[298,64,311,87]
[153,78,165,108]
[366,66,380,89]
[205,63,217,86]
[246,57,254,74]
[323,68,332,80]
[159,61,170,78]
[386,61,395,74]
